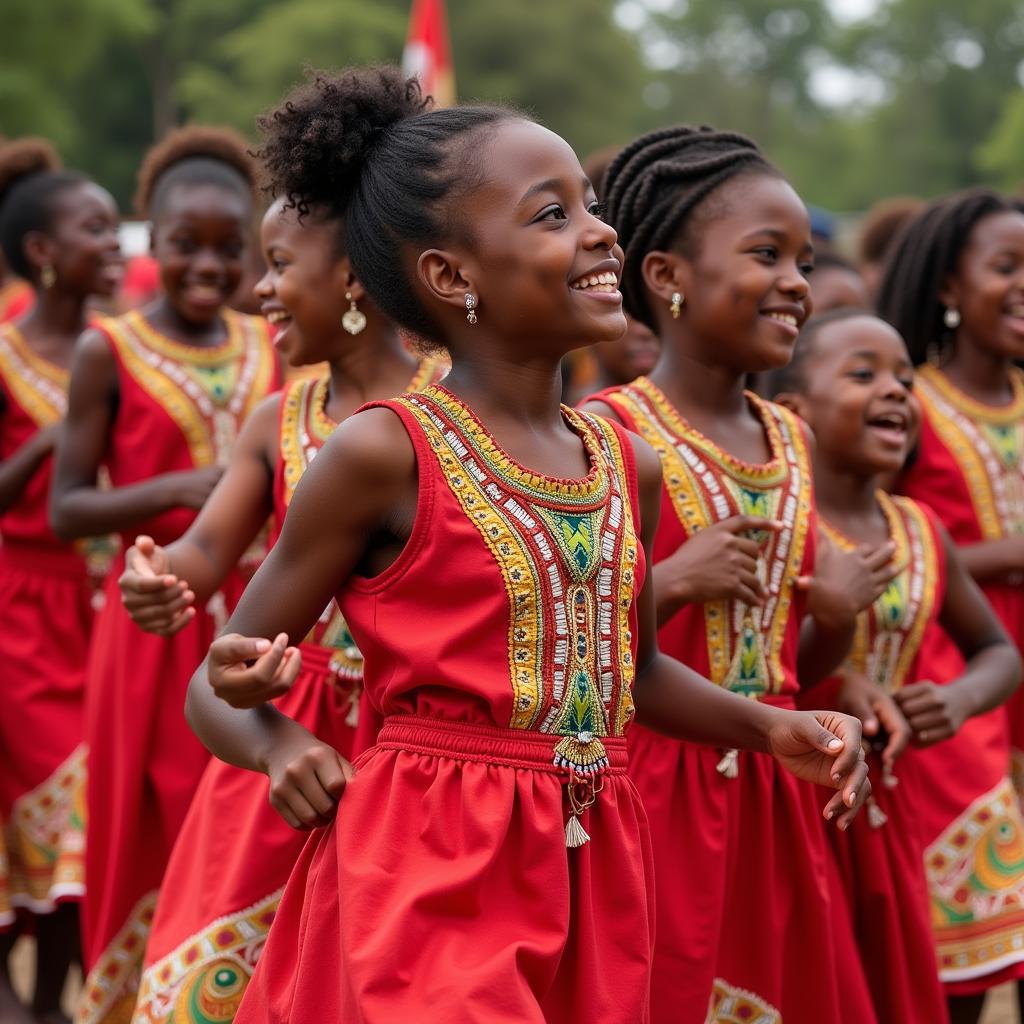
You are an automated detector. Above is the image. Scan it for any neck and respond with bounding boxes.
[944,334,1015,402]
[143,295,225,345]
[20,286,89,340]
[324,324,417,410]
[648,334,749,421]
[812,458,881,527]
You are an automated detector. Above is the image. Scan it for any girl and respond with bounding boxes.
[182,66,869,1024]
[119,191,442,1024]
[49,127,279,1024]
[581,126,891,1023]
[771,308,1022,1024]
[881,189,1024,1020]
[0,138,122,1024]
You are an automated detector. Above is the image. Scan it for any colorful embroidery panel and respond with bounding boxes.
[705,978,782,1024]
[0,324,68,428]
[915,364,1024,540]
[398,387,639,766]
[822,494,939,693]
[604,378,811,698]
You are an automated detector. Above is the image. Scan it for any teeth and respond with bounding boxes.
[266,310,291,324]
[766,312,798,327]
[572,271,619,291]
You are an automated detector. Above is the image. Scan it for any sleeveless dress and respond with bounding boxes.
[589,377,876,1024]
[76,310,279,1024]
[132,360,443,1024]
[234,385,652,1023]
[810,494,949,1022]
[897,362,1024,994]
[0,325,96,922]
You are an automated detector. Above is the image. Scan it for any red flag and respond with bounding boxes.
[402,0,455,108]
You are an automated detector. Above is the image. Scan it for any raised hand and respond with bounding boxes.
[798,535,897,629]
[208,632,302,709]
[119,534,196,635]
[765,709,871,829]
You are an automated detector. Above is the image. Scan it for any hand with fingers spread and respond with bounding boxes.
[894,681,970,748]
[119,535,197,635]
[208,632,303,709]
[262,725,354,831]
[837,671,911,777]
[765,709,871,830]
[797,534,898,631]
[659,515,784,609]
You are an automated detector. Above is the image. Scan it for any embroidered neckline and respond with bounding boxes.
[421,384,608,504]
[119,309,244,366]
[821,491,911,576]
[630,376,787,484]
[1,325,69,389]
[918,363,1024,426]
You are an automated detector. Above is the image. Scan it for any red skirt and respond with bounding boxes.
[0,544,93,919]
[77,565,241,1024]
[825,750,949,1022]
[236,715,655,1024]
[133,643,376,1024]
[628,721,877,1024]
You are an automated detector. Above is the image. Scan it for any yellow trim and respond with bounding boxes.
[706,978,781,1024]
[920,363,1024,426]
[0,324,68,427]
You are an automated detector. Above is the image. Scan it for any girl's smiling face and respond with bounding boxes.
[45,181,123,299]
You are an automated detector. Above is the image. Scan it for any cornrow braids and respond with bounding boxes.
[876,188,1017,366]
[603,125,778,330]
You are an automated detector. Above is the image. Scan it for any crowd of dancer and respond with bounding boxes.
[2,62,1024,1024]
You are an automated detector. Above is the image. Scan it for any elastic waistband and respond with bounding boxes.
[375,714,629,774]
[0,543,87,578]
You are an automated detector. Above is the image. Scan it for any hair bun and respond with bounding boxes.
[0,138,62,211]
[257,65,431,216]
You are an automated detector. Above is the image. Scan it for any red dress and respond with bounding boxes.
[812,495,949,1022]
[897,362,1024,994]
[76,310,278,1024]
[0,325,94,921]
[591,377,875,1024]
[235,385,652,1023]
[0,279,33,323]
[132,360,443,1024]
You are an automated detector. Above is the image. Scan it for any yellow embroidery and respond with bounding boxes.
[706,978,781,1024]
[0,324,67,428]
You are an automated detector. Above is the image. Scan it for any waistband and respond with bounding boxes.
[0,542,88,578]
[375,714,629,775]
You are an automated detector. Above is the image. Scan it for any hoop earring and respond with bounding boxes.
[465,293,478,325]
[943,307,960,329]
[342,292,367,335]
[670,291,683,319]
[40,265,56,289]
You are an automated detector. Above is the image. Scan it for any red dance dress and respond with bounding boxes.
[76,310,278,1024]
[234,385,652,1023]
[897,362,1024,994]
[590,377,875,1024]
[812,494,949,1022]
[0,279,33,324]
[0,325,96,922]
[132,359,443,1024]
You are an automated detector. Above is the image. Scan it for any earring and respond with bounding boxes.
[943,306,961,329]
[40,264,56,289]
[465,293,478,325]
[342,292,367,335]
[670,291,683,319]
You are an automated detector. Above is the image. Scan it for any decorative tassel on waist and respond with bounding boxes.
[344,687,361,728]
[716,748,740,779]
[564,770,605,848]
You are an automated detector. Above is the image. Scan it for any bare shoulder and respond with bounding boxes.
[625,431,663,499]
[579,398,622,424]
[73,327,116,370]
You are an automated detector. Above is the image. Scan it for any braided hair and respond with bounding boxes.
[603,125,779,330]
[256,65,519,348]
[876,188,1018,366]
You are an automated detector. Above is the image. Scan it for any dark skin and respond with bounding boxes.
[934,210,1024,586]
[118,197,421,633]
[49,182,256,541]
[0,180,120,1024]
[186,120,869,840]
[778,314,1022,1024]
[588,312,660,391]
[808,264,868,313]
[582,173,894,676]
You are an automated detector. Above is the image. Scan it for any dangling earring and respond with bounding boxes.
[943,306,961,329]
[670,291,683,319]
[465,293,478,325]
[40,264,56,289]
[342,292,367,335]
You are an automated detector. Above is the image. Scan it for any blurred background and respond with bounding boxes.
[3,0,1023,218]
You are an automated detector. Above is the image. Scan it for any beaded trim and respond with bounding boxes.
[915,364,1024,540]
[0,324,68,427]
[706,978,781,1024]
[822,494,939,693]
[603,378,810,697]
[397,390,638,755]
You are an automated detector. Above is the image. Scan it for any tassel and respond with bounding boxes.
[345,688,360,728]
[867,798,888,829]
[206,591,228,634]
[716,748,740,779]
[565,814,591,848]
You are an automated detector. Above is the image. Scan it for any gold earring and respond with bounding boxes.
[41,264,56,289]
[342,292,367,335]
[670,291,683,319]
[465,293,478,325]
